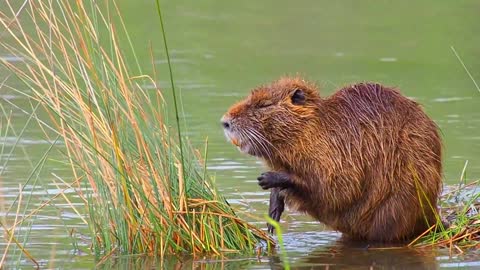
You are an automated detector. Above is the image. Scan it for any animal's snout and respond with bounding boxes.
[222,120,231,129]
[221,116,232,130]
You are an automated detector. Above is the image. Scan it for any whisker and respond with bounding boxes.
[244,129,265,156]
[245,128,275,164]
[249,128,278,156]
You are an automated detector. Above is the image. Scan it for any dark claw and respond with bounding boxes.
[267,223,274,234]
[267,187,285,234]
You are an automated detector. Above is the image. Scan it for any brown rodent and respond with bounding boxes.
[221,77,442,242]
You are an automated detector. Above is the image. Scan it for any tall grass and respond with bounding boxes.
[0,0,272,257]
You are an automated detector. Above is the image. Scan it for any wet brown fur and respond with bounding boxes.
[223,77,442,242]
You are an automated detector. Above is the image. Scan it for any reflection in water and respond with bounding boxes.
[260,234,440,270]
[97,255,258,270]
[292,244,438,270]
[92,230,441,270]
[96,239,440,270]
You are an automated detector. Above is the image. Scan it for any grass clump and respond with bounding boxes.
[410,164,480,253]
[0,0,272,257]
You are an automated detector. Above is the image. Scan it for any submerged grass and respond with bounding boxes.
[0,0,272,258]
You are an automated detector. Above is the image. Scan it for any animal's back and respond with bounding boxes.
[308,82,442,241]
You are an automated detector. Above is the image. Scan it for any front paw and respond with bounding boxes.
[257,172,276,190]
[257,171,292,190]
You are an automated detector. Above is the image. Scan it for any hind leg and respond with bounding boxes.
[366,191,435,242]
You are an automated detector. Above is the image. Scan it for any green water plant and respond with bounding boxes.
[0,0,272,257]
[266,216,290,270]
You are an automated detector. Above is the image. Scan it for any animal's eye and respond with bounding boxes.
[291,89,306,105]
[257,101,273,108]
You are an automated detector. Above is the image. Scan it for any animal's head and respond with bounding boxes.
[221,77,321,158]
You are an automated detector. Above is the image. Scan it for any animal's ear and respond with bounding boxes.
[291,89,305,105]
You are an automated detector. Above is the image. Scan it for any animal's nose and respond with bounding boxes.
[222,120,231,129]
[221,115,232,129]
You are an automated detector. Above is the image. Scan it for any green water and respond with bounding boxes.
[1,0,479,268]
